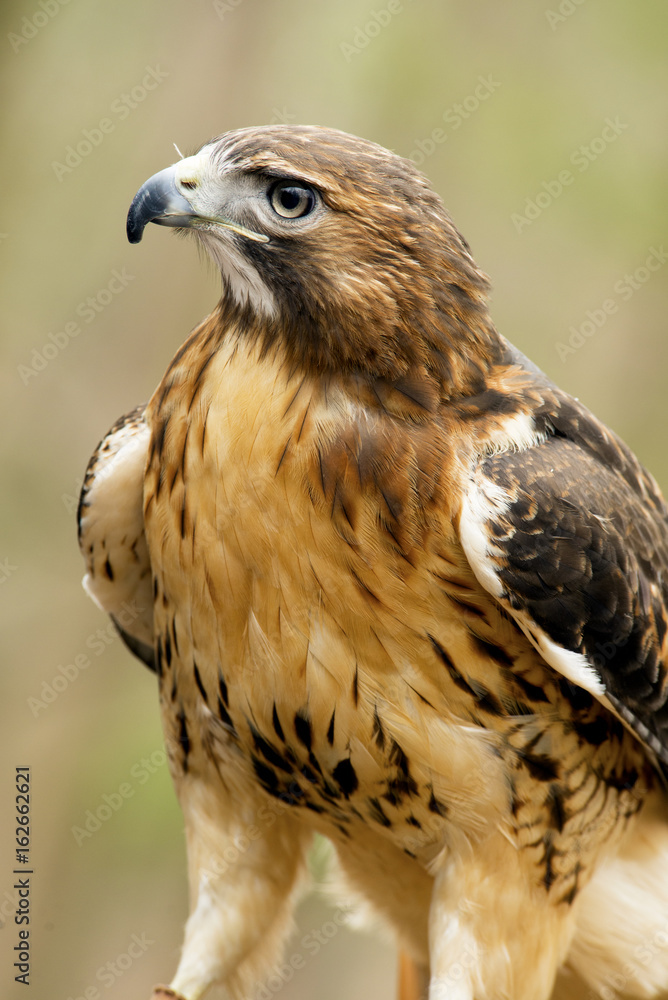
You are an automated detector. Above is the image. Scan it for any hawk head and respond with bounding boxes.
[127,125,501,396]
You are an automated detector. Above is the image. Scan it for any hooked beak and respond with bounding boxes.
[126,151,269,245]
[126,164,197,244]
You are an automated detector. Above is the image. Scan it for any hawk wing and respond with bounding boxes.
[459,353,668,767]
[77,405,155,670]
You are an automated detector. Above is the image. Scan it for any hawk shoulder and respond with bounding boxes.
[78,405,154,670]
[459,365,668,766]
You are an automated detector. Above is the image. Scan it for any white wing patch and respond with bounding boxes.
[482,410,549,456]
[78,410,154,651]
[459,413,606,702]
[458,476,509,600]
[530,628,606,698]
[499,605,605,699]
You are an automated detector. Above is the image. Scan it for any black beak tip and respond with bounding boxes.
[126,167,197,245]
[126,194,147,244]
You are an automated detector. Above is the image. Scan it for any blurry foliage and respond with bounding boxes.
[1,1,666,998]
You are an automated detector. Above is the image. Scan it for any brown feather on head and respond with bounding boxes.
[127,125,504,399]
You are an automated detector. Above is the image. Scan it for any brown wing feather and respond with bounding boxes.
[471,380,668,765]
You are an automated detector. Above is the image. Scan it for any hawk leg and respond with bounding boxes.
[162,771,312,1000]
[428,832,577,1000]
[398,952,430,1000]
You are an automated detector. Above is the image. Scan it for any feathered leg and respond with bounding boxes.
[427,833,577,1000]
[151,773,312,1000]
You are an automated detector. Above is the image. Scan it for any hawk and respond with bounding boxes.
[78,125,668,1000]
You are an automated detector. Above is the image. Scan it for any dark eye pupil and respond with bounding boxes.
[280,188,302,212]
[270,181,316,219]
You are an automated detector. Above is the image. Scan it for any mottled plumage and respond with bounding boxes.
[79,125,668,1000]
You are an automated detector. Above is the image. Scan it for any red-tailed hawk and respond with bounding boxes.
[78,125,668,1000]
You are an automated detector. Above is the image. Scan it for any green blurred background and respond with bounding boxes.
[1,1,667,998]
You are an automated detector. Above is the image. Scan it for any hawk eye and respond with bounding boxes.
[269,180,316,219]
